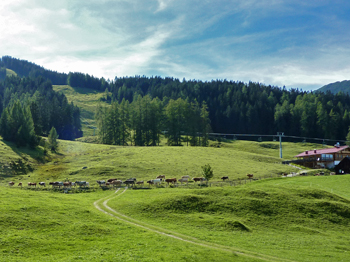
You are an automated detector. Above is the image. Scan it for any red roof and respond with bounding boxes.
[295,145,349,158]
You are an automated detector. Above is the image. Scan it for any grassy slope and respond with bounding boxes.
[0,138,349,261]
[1,188,258,262]
[53,85,108,137]
[6,68,17,77]
[0,139,325,184]
[108,176,350,262]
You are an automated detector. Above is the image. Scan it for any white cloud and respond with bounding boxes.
[1,0,350,90]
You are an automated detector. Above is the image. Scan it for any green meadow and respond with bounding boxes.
[2,138,324,184]
[1,84,349,261]
[1,136,350,261]
[106,176,350,262]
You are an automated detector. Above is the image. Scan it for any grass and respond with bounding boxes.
[1,133,348,261]
[1,187,257,262]
[6,68,17,77]
[0,139,323,185]
[53,85,109,136]
[107,175,350,262]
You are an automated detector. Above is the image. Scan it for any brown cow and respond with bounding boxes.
[247,174,254,179]
[28,182,37,187]
[111,180,123,187]
[157,175,166,179]
[18,182,22,187]
[165,178,177,184]
[221,176,229,181]
[63,182,72,187]
[9,181,15,186]
[107,178,118,183]
[136,181,144,185]
[147,180,154,185]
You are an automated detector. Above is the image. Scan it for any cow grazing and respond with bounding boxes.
[96,180,106,186]
[18,182,22,187]
[27,182,37,187]
[8,181,15,186]
[192,177,205,182]
[247,174,254,179]
[136,181,144,185]
[157,175,166,179]
[124,178,136,186]
[178,178,188,184]
[63,182,72,187]
[165,178,177,184]
[221,176,229,181]
[49,182,61,188]
[107,178,118,183]
[148,179,162,186]
[111,180,123,187]
[75,181,87,187]
[39,182,46,187]
[181,175,190,179]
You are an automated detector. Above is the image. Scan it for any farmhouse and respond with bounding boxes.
[294,144,350,169]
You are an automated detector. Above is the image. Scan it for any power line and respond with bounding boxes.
[208,133,349,143]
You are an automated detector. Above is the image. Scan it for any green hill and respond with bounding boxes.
[0,138,322,184]
[1,137,350,261]
[317,80,350,94]
[107,176,350,262]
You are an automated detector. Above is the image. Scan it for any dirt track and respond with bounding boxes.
[94,188,296,262]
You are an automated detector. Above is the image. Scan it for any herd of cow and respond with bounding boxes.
[8,181,89,188]
[7,175,241,189]
[96,175,212,187]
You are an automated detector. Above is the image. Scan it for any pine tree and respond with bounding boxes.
[48,126,59,152]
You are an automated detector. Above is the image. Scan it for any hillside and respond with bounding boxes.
[2,170,350,261]
[53,85,108,136]
[3,57,350,142]
[1,137,350,261]
[107,176,350,262]
[0,137,326,184]
[318,80,350,94]
[0,56,67,85]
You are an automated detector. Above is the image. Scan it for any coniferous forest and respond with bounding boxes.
[0,75,82,147]
[2,56,350,147]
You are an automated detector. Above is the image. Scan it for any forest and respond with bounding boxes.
[0,76,82,147]
[95,95,210,146]
[2,56,350,144]
[107,76,350,141]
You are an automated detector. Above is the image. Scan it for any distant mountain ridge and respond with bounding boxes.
[0,56,67,84]
[318,80,350,94]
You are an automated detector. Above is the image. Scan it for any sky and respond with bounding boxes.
[1,0,350,91]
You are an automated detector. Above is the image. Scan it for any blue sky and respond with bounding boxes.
[1,0,350,90]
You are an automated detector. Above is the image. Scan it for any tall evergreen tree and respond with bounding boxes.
[48,126,59,151]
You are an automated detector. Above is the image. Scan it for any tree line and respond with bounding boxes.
[106,76,350,141]
[0,56,67,85]
[3,56,350,141]
[95,95,210,146]
[0,76,82,147]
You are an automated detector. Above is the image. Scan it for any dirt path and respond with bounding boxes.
[94,188,297,262]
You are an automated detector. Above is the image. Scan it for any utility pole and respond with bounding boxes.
[277,132,284,158]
